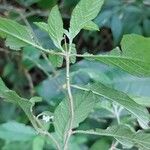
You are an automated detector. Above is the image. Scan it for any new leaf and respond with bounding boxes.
[69,0,104,39]
[48,5,64,49]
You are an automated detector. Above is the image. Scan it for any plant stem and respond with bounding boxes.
[110,141,119,150]
[113,104,121,124]
[24,69,35,96]
[111,104,122,150]
[37,128,61,150]
[63,41,74,150]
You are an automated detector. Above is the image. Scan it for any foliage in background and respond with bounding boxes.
[95,0,150,45]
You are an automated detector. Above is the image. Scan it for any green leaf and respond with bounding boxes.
[0,78,39,129]
[30,96,42,104]
[75,125,150,150]
[83,21,99,31]
[143,19,150,36]
[2,141,33,150]
[17,0,40,7]
[22,46,41,69]
[54,91,98,141]
[69,0,104,38]
[111,15,122,44]
[132,96,150,107]
[86,34,150,77]
[0,17,36,50]
[0,121,36,142]
[73,82,150,128]
[48,54,63,67]
[90,138,111,150]
[48,5,64,49]
[34,22,48,33]
[105,69,150,97]
[38,0,58,9]
[32,136,45,150]
[0,30,6,38]
[0,78,8,91]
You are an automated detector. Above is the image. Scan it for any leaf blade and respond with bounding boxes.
[83,21,99,31]
[48,5,64,49]
[86,34,150,77]
[0,78,39,129]
[72,82,150,128]
[0,121,36,142]
[69,0,104,38]
[0,17,36,50]
[74,125,150,149]
[54,91,98,141]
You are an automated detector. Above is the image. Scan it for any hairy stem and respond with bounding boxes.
[63,41,74,150]
[111,104,122,149]
[110,141,119,150]
[37,128,61,150]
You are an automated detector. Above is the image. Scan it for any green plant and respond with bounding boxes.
[94,0,150,45]
[0,0,150,149]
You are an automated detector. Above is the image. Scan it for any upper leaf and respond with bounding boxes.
[48,5,64,49]
[87,34,150,77]
[69,0,104,39]
[83,21,99,31]
[54,91,98,141]
[0,17,36,50]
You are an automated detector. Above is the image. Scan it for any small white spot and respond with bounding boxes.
[42,115,54,123]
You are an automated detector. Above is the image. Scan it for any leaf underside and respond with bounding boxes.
[74,82,150,129]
